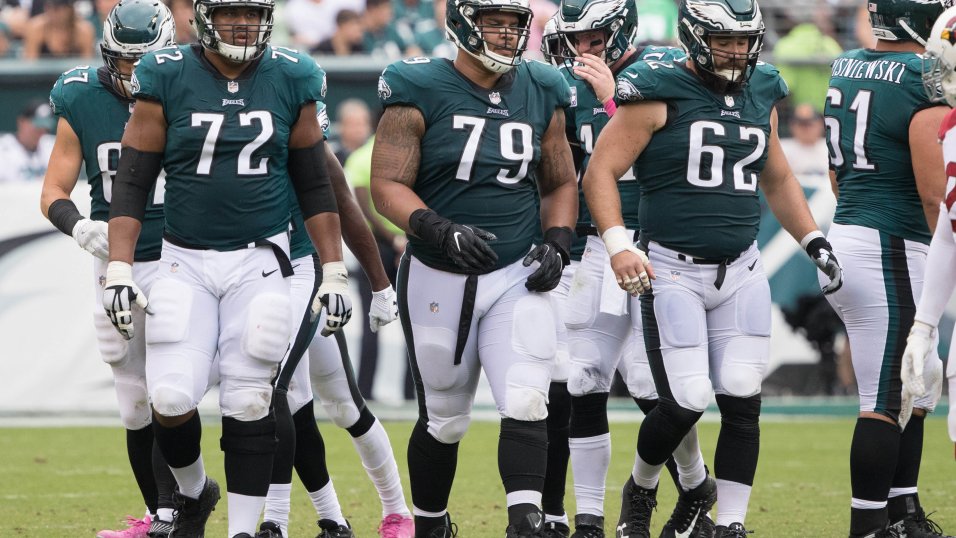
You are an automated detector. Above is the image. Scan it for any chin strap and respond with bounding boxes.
[899,19,927,46]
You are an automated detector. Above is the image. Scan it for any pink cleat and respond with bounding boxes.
[378,513,414,538]
[96,515,151,538]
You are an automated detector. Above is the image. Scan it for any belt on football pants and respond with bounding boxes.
[163,232,294,278]
[453,274,479,365]
[640,236,741,291]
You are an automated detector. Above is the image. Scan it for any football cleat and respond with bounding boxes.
[617,476,657,538]
[660,476,717,537]
[169,477,221,538]
[897,508,955,538]
[148,518,174,538]
[542,520,571,538]
[506,508,545,537]
[258,521,284,538]
[424,514,458,538]
[96,515,151,538]
[715,522,752,537]
[849,523,904,538]
[571,514,605,538]
[378,513,415,538]
[316,519,356,538]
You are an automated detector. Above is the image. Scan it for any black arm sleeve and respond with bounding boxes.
[109,147,163,222]
[288,141,338,220]
[48,198,84,236]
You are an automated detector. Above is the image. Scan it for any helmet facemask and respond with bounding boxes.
[922,7,956,106]
[194,0,274,63]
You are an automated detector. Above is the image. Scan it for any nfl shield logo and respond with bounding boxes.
[724,95,734,107]
[489,91,501,105]
[429,302,439,313]
[670,270,681,281]
[227,81,239,94]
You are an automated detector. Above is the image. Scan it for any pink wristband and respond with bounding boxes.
[603,97,617,117]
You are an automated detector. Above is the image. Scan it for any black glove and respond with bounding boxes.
[523,227,572,292]
[409,208,498,274]
[805,236,843,295]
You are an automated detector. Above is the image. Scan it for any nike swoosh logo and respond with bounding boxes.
[453,231,463,251]
[625,71,640,79]
[676,511,699,537]
[262,268,279,277]
[747,260,757,271]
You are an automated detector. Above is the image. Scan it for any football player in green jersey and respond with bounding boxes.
[543,1,712,536]
[261,103,412,538]
[40,2,178,536]
[584,0,842,536]
[102,0,350,535]
[823,0,953,535]
[370,0,578,535]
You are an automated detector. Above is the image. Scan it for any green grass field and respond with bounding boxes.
[1,418,954,537]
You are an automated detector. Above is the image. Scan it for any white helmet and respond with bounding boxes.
[923,6,956,105]
[101,0,176,95]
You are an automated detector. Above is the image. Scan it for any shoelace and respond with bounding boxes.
[626,493,657,534]
[668,494,706,530]
[574,525,604,538]
[378,515,408,538]
[426,522,458,538]
[915,511,946,534]
[148,519,174,538]
[722,526,752,538]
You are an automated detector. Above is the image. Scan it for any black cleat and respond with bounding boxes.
[258,521,283,538]
[315,519,355,538]
[542,521,571,538]
[897,508,955,538]
[148,518,174,538]
[715,522,751,537]
[571,514,605,538]
[506,509,545,537]
[849,523,904,538]
[169,478,220,538]
[424,513,458,538]
[660,475,717,538]
[616,476,657,538]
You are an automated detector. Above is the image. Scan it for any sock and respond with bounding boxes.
[543,382,571,520]
[227,492,266,537]
[351,418,409,516]
[292,401,331,492]
[264,483,292,534]
[545,513,570,525]
[632,453,663,490]
[152,437,177,518]
[309,481,347,526]
[569,434,611,516]
[673,427,707,491]
[715,479,751,527]
[127,425,158,515]
[849,417,901,535]
[152,413,205,499]
[408,419,458,514]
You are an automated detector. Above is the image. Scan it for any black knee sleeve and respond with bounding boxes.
[636,397,702,466]
[499,417,548,494]
[291,400,330,492]
[271,389,295,485]
[544,382,571,516]
[221,412,277,497]
[408,418,459,513]
[127,425,158,514]
[714,394,761,486]
[633,397,658,416]
[346,405,376,438]
[569,392,609,439]
[152,411,202,469]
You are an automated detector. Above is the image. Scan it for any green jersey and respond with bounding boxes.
[563,46,686,260]
[49,65,165,262]
[616,59,788,259]
[825,48,941,244]
[379,57,572,272]
[289,101,331,260]
[132,44,326,250]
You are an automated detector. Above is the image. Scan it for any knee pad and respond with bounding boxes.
[113,374,151,430]
[95,313,129,365]
[220,413,277,455]
[663,347,713,412]
[715,393,761,431]
[505,385,549,421]
[150,384,199,418]
[242,292,292,363]
[220,376,273,421]
[321,398,362,429]
[625,357,658,400]
[512,294,558,360]
[567,338,614,396]
[719,336,769,398]
[145,278,193,345]
[429,413,471,444]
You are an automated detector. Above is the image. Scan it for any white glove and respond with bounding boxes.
[102,261,150,340]
[72,218,109,260]
[312,261,352,336]
[369,286,398,333]
[902,321,934,400]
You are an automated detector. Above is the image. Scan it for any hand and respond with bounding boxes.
[312,261,353,336]
[369,285,398,333]
[602,226,653,295]
[573,53,616,104]
[409,209,498,273]
[805,235,843,294]
[523,227,572,292]
[902,320,935,402]
[102,261,150,340]
[72,218,109,260]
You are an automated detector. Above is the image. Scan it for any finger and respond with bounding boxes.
[471,226,497,241]
[638,271,651,290]
[134,292,150,311]
[522,249,538,267]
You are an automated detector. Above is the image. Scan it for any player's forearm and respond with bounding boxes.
[915,205,956,327]
[334,183,390,290]
[370,179,426,235]
[582,167,625,234]
[539,178,578,231]
[107,216,140,263]
[305,212,343,265]
[40,185,74,219]
[764,173,819,243]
